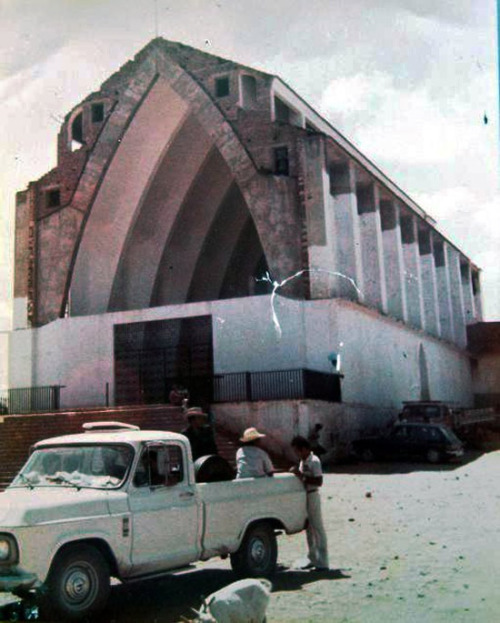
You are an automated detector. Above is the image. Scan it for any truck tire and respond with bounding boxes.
[230,522,278,578]
[40,544,110,621]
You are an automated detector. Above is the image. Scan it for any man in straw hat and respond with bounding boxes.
[236,427,274,479]
[181,406,218,461]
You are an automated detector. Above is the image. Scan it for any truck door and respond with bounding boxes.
[128,442,200,575]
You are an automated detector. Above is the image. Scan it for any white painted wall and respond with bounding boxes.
[0,332,9,390]
[13,297,28,330]
[303,299,473,408]
[8,294,473,409]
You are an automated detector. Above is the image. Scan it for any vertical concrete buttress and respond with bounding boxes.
[328,160,363,300]
[380,200,407,322]
[419,229,440,337]
[434,240,454,342]
[401,214,424,330]
[356,182,387,312]
[472,271,483,320]
[460,262,476,325]
[447,245,467,348]
[297,135,334,299]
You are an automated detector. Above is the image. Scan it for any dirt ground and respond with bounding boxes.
[1,450,499,622]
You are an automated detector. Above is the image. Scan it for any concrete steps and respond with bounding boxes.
[0,405,240,490]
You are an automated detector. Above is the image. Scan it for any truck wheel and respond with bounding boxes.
[40,544,110,621]
[426,449,441,464]
[230,522,277,578]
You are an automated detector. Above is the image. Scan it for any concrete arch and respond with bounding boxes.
[108,113,216,311]
[70,48,302,317]
[70,78,191,316]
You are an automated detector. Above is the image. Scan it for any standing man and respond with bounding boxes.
[181,406,218,461]
[290,435,329,571]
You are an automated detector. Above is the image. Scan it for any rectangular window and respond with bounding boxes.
[134,445,184,488]
[274,147,289,176]
[274,97,290,123]
[46,188,60,209]
[215,76,230,98]
[241,75,257,108]
[91,103,104,123]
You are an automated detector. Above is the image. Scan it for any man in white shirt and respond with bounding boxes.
[291,435,329,570]
[236,427,274,479]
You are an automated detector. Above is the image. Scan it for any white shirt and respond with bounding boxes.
[236,446,274,479]
[299,451,323,492]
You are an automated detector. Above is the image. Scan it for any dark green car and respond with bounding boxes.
[352,423,464,464]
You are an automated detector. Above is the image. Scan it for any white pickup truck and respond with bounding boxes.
[0,423,306,620]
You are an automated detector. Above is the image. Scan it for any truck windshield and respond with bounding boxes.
[10,444,134,490]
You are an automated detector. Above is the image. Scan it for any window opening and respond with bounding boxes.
[274,146,289,176]
[46,188,61,209]
[241,75,257,108]
[134,445,184,488]
[215,76,230,98]
[91,103,104,123]
[274,96,290,123]
[71,112,83,146]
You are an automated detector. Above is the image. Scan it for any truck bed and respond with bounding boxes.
[197,474,307,558]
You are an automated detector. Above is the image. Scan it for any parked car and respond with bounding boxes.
[0,422,307,620]
[352,422,464,464]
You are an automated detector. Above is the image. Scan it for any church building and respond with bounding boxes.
[9,39,483,448]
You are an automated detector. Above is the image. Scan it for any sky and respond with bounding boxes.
[0,0,498,331]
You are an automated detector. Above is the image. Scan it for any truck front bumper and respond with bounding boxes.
[0,568,38,593]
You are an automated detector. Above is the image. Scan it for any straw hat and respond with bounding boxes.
[186,406,208,419]
[240,427,266,443]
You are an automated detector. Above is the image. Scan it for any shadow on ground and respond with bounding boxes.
[329,449,484,476]
[0,566,351,622]
[99,566,349,623]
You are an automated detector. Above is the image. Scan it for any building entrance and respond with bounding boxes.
[114,316,213,407]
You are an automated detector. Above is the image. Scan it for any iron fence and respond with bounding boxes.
[0,385,62,415]
[213,369,341,403]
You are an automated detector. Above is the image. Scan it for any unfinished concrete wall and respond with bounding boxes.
[9,295,473,412]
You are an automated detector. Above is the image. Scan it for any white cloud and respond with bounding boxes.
[320,70,497,166]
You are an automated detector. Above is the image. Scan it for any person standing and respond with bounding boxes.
[290,435,329,571]
[236,427,274,479]
[181,406,218,461]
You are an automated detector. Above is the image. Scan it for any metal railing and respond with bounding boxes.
[213,369,341,403]
[0,385,62,415]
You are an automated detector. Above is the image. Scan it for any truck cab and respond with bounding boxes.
[0,423,306,620]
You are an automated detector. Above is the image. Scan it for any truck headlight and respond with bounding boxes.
[0,534,18,564]
[0,540,10,560]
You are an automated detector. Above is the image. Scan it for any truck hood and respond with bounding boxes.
[0,487,113,528]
